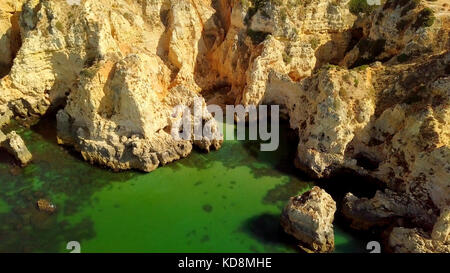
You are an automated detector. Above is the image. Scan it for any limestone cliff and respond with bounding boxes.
[1,0,223,171]
[0,0,25,78]
[260,0,449,252]
[0,0,449,253]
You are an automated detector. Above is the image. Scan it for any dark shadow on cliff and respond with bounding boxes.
[0,11,22,78]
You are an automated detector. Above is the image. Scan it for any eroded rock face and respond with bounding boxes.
[211,0,357,106]
[281,186,336,253]
[0,0,365,170]
[342,0,450,68]
[1,131,32,166]
[0,0,448,252]
[0,129,5,143]
[0,0,25,78]
[57,54,222,172]
[342,190,436,231]
[0,105,13,127]
[1,0,224,171]
[389,227,450,253]
[262,1,449,253]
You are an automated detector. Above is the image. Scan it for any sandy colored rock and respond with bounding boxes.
[0,0,224,171]
[37,199,56,214]
[0,0,25,78]
[389,227,450,253]
[57,55,222,172]
[342,0,450,68]
[281,186,336,253]
[1,131,32,166]
[432,208,450,242]
[0,129,5,143]
[0,105,13,127]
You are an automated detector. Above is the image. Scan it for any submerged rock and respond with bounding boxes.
[281,186,336,253]
[36,199,56,214]
[0,131,32,166]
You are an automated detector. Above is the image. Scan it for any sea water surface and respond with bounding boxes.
[0,118,366,253]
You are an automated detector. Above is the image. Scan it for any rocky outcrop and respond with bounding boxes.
[388,207,450,253]
[0,131,32,166]
[57,54,222,171]
[267,0,449,253]
[211,0,357,106]
[0,0,448,252]
[342,0,450,68]
[342,190,436,231]
[389,227,450,253]
[1,0,224,171]
[0,0,377,171]
[0,105,13,127]
[281,186,336,253]
[0,0,25,78]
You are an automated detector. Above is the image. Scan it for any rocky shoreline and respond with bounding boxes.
[0,0,449,252]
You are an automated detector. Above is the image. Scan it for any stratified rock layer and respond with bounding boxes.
[281,186,336,253]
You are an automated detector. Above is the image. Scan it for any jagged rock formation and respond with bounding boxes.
[389,227,450,253]
[260,0,449,253]
[0,131,32,166]
[342,190,436,231]
[0,0,448,252]
[389,207,450,253]
[0,0,25,78]
[211,0,357,106]
[1,0,224,171]
[281,186,336,253]
[0,105,13,127]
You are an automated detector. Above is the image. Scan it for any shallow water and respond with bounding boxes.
[0,119,366,253]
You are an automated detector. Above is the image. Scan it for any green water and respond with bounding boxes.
[0,119,365,253]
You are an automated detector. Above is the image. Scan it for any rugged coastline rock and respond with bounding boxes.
[281,186,336,253]
[387,206,449,253]
[389,227,450,253]
[0,129,5,143]
[267,0,449,252]
[1,0,224,171]
[0,131,32,166]
[0,0,448,252]
[56,54,222,172]
[342,190,436,231]
[0,0,25,78]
